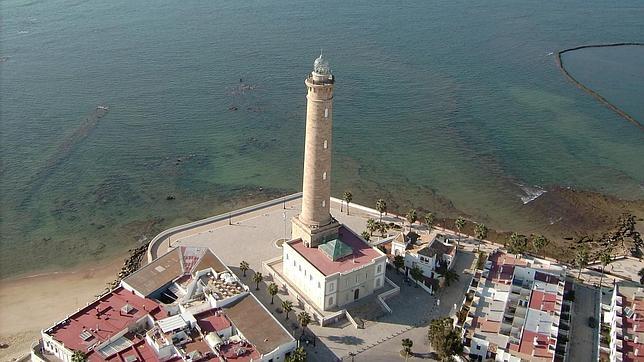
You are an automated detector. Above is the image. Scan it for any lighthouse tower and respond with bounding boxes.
[291,53,341,248]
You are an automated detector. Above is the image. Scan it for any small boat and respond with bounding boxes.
[96,105,109,111]
[546,52,554,56]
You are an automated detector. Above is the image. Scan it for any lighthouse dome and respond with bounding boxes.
[313,53,330,75]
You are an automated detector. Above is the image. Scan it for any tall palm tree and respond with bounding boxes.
[376,199,387,222]
[268,282,278,304]
[343,191,353,215]
[410,266,424,288]
[378,222,388,237]
[297,311,312,337]
[239,261,249,277]
[639,267,644,285]
[443,270,460,287]
[455,217,465,248]
[507,232,527,255]
[474,223,488,252]
[252,272,263,290]
[599,248,613,294]
[424,212,435,235]
[531,234,549,258]
[401,338,413,360]
[393,255,405,274]
[406,209,418,234]
[366,218,376,236]
[286,347,307,362]
[575,247,589,281]
[282,300,293,320]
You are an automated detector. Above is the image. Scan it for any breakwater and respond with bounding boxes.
[555,43,644,130]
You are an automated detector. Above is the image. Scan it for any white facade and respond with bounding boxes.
[282,242,386,311]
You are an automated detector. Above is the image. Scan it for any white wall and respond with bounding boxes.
[283,243,326,310]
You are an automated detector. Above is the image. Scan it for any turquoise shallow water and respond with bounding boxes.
[1,0,643,277]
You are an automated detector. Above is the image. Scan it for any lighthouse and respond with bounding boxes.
[291,53,341,247]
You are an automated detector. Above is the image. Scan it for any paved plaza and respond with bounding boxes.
[150,197,476,361]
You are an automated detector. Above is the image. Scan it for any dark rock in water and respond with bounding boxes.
[229,106,238,111]
[166,195,176,200]
[259,186,263,191]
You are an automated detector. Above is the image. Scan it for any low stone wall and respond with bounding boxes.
[556,43,644,130]
[146,193,303,263]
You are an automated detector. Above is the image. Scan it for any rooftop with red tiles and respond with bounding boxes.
[48,287,161,354]
[529,290,558,313]
[287,226,383,276]
[104,339,161,362]
[195,309,232,333]
[518,330,554,360]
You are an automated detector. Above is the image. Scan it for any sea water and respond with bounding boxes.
[1,0,643,276]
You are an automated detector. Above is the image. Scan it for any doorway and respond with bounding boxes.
[354,288,360,300]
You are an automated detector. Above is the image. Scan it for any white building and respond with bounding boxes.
[283,225,387,312]
[602,282,644,362]
[391,230,457,282]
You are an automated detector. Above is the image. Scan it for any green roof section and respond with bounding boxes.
[318,239,354,261]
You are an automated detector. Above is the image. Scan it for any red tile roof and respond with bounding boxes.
[48,287,161,354]
[518,329,554,360]
[529,290,558,313]
[219,340,261,362]
[287,226,382,276]
[196,310,232,333]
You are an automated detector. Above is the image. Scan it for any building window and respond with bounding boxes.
[299,265,301,272]
[355,275,359,283]
[377,264,382,273]
[346,280,349,287]
[322,172,327,180]
[329,282,335,292]
[322,200,325,207]
[293,260,296,266]
[304,269,307,276]
[323,140,328,149]
[318,281,321,288]
[328,296,334,305]
[309,274,313,281]
[286,253,289,260]
[324,108,329,118]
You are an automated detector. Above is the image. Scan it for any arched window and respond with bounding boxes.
[323,140,328,149]
[322,172,327,180]
[322,200,326,207]
[324,108,329,118]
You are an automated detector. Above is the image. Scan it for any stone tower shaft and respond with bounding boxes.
[292,54,340,247]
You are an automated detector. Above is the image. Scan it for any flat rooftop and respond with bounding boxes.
[48,286,161,354]
[123,246,226,297]
[223,293,294,355]
[287,225,383,276]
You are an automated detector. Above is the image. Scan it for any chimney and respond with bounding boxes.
[533,336,538,346]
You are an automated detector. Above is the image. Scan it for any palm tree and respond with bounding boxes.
[366,218,377,236]
[239,261,249,277]
[361,230,371,242]
[378,221,388,237]
[71,350,87,362]
[639,267,644,285]
[474,223,488,252]
[286,347,307,362]
[599,248,613,294]
[376,199,387,222]
[393,255,405,274]
[507,232,527,255]
[455,217,465,248]
[252,272,263,290]
[531,234,549,258]
[443,270,460,287]
[297,311,312,337]
[406,209,418,233]
[282,300,293,320]
[410,265,424,288]
[424,212,435,235]
[401,338,413,360]
[343,191,353,215]
[268,282,278,304]
[575,247,589,281]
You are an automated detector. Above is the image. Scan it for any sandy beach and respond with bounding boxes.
[0,256,124,361]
